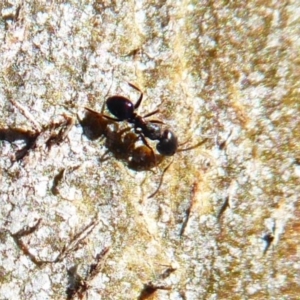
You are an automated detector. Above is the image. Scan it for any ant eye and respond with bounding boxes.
[166,130,172,140]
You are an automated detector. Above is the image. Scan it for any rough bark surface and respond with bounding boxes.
[0,1,299,299]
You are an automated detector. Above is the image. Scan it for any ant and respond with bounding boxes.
[83,83,206,197]
[103,83,178,157]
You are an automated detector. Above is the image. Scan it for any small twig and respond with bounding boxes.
[180,182,197,237]
[179,205,193,237]
[8,98,41,132]
[51,168,65,195]
[54,219,98,263]
[218,130,233,150]
[137,266,175,300]
[10,219,45,266]
[86,247,110,281]
[66,247,110,300]
[11,218,42,239]
[217,196,230,221]
[137,282,171,300]
[262,233,274,255]
[46,114,75,149]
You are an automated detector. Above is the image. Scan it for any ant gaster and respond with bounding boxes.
[104,83,178,156]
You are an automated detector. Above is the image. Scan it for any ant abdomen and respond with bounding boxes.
[106,96,134,120]
[128,145,158,170]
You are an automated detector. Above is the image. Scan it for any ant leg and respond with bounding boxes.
[143,109,160,118]
[139,133,156,165]
[99,149,111,162]
[128,82,142,93]
[101,68,115,113]
[118,126,132,135]
[102,115,120,121]
[101,99,106,114]
[124,132,139,153]
[102,114,122,122]
[147,119,164,125]
[148,158,174,198]
[128,83,144,109]
[84,106,102,115]
[84,107,121,122]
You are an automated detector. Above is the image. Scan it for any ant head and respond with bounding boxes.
[156,129,178,156]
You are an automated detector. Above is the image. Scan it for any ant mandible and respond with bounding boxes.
[103,83,178,157]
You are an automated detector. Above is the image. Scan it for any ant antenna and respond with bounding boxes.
[77,68,116,116]
[148,138,207,198]
[101,68,115,113]
[177,138,208,153]
[148,158,174,198]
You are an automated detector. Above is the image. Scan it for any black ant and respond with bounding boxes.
[83,83,206,197]
[103,83,178,157]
